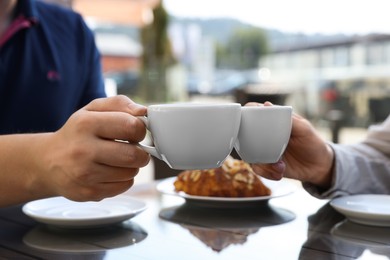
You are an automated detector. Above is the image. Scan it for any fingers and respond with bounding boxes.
[97,180,135,199]
[251,160,286,181]
[245,102,263,107]
[84,95,147,116]
[244,101,274,107]
[79,96,147,142]
[95,140,150,168]
[69,179,136,202]
[86,165,141,183]
[79,110,146,142]
[61,164,141,201]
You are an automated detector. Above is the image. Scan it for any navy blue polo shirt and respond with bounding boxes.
[0,0,106,134]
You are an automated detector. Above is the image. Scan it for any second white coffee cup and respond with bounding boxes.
[234,105,293,163]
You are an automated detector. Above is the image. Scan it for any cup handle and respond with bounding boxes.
[137,116,163,160]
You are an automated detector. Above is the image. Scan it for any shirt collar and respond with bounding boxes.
[0,0,39,48]
[15,0,40,23]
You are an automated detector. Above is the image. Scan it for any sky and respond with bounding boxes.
[163,0,390,35]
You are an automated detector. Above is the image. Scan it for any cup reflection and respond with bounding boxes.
[159,204,295,252]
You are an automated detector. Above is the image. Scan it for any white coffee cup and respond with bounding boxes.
[234,105,292,163]
[138,103,241,170]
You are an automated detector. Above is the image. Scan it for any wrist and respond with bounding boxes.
[26,133,57,200]
[314,143,335,189]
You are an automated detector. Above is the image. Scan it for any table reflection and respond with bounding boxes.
[23,221,147,255]
[299,202,362,259]
[3,180,390,259]
[159,203,295,252]
[298,202,390,259]
[332,219,390,257]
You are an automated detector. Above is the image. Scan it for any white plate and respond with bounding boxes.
[330,194,390,226]
[156,177,296,207]
[22,195,147,228]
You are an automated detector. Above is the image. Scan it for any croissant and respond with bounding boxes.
[174,158,271,197]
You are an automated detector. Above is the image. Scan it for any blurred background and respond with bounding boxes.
[47,0,389,164]
[45,0,390,180]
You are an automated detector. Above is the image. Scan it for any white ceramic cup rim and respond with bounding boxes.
[241,105,292,110]
[147,102,241,110]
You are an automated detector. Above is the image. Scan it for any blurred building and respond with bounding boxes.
[260,33,390,126]
[73,0,157,26]
[47,0,162,96]
[45,0,159,73]
[72,0,159,73]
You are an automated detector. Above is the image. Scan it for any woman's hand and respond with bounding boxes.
[249,102,335,189]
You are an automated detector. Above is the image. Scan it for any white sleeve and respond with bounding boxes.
[363,115,390,156]
[303,125,390,199]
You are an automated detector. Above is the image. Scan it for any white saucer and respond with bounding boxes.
[156,177,296,207]
[330,194,390,226]
[22,195,147,228]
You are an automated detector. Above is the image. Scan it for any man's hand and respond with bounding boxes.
[32,95,150,202]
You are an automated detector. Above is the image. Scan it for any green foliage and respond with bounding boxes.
[216,27,268,69]
[139,1,176,103]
